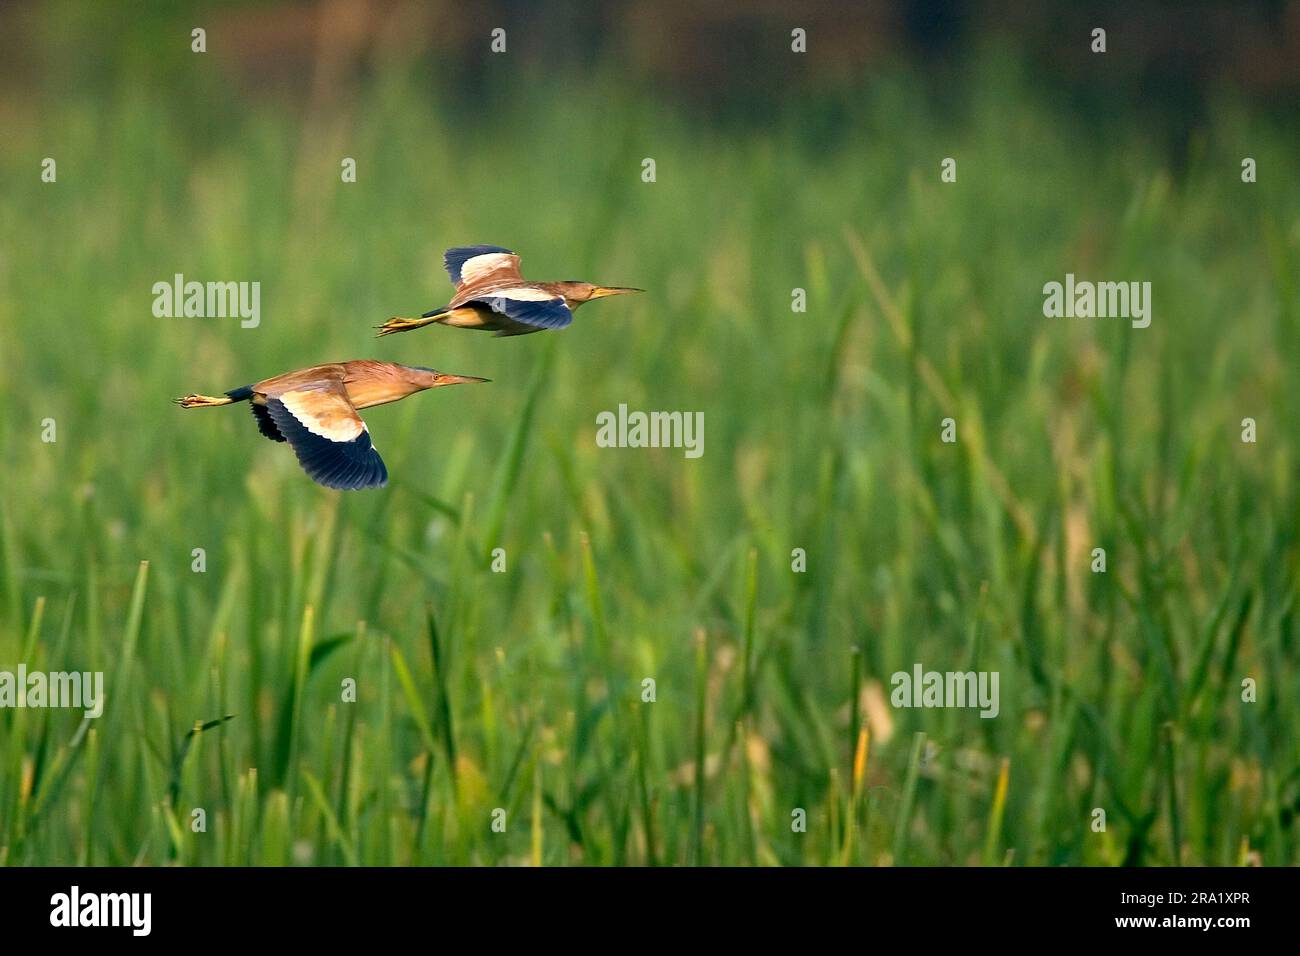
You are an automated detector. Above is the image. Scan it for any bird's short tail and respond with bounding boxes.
[175,385,251,409]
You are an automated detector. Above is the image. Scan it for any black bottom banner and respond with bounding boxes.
[0,866,1278,942]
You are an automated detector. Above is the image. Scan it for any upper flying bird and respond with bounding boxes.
[376,245,642,337]
[175,360,487,490]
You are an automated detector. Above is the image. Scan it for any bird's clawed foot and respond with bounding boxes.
[175,393,232,409]
[375,316,432,337]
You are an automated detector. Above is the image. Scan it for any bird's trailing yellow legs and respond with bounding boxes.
[375,315,438,336]
[175,393,235,408]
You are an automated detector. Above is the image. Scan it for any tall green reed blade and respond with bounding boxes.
[0,501,23,634]
[19,595,45,665]
[262,790,291,866]
[271,604,315,793]
[388,641,439,755]
[531,753,544,867]
[167,715,236,809]
[81,727,98,866]
[1163,723,1182,865]
[27,561,149,847]
[115,560,151,704]
[302,769,359,866]
[691,628,708,866]
[426,604,459,792]
[738,547,758,724]
[579,532,614,670]
[335,622,365,841]
[632,709,659,867]
[982,757,1010,866]
[892,732,926,865]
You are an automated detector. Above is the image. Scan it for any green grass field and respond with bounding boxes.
[1,23,1298,865]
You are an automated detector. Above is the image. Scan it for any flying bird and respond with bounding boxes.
[175,360,488,490]
[376,245,642,337]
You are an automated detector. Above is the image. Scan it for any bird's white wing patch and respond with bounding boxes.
[459,252,523,287]
[477,285,557,302]
[279,388,366,443]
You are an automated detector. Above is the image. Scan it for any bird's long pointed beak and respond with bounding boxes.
[433,373,490,386]
[590,286,644,299]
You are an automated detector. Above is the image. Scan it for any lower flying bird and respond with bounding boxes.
[175,360,487,490]
[376,245,642,337]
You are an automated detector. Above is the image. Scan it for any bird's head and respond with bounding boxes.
[553,281,644,308]
[408,366,491,389]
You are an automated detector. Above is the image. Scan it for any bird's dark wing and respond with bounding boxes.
[444,246,521,288]
[467,287,573,330]
[250,402,285,442]
[265,385,388,490]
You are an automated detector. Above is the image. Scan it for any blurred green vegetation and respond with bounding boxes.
[0,12,1298,865]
